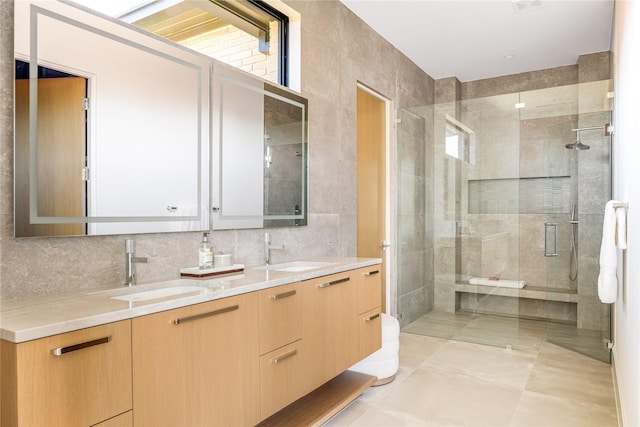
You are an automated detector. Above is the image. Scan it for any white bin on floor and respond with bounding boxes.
[349,313,400,386]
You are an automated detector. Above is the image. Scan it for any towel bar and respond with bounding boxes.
[613,202,628,210]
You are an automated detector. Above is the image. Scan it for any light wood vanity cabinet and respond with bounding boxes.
[259,340,304,419]
[258,282,304,419]
[131,293,260,427]
[358,266,383,314]
[356,266,383,359]
[0,320,132,427]
[258,281,302,354]
[301,270,361,393]
[1,263,381,427]
[359,307,383,358]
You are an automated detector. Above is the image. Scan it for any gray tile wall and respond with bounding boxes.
[0,1,434,300]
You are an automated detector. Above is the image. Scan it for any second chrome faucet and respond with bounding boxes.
[264,232,284,265]
[124,239,148,287]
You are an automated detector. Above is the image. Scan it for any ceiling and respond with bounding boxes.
[339,0,614,82]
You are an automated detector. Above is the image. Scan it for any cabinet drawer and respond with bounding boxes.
[8,320,132,427]
[259,282,302,355]
[357,266,382,314]
[259,340,304,420]
[359,308,382,359]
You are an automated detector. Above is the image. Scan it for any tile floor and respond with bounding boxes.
[327,316,618,426]
[403,311,611,363]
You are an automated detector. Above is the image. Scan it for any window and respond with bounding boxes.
[445,115,476,164]
[73,0,290,86]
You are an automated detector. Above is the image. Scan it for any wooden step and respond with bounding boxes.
[257,370,376,427]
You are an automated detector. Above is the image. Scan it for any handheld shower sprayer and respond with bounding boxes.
[569,203,579,281]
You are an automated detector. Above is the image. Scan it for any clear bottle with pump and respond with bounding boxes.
[199,232,213,269]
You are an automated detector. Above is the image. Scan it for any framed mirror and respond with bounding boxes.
[263,83,308,228]
[211,63,308,230]
[14,1,210,237]
[13,1,308,238]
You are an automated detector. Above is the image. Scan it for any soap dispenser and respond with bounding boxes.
[199,232,213,269]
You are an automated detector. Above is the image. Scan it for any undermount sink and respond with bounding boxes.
[257,261,337,272]
[111,285,208,302]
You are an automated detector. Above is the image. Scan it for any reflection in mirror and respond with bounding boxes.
[13,1,209,237]
[14,61,87,237]
[211,63,307,230]
[263,84,307,227]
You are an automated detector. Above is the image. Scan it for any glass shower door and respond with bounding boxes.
[396,92,524,349]
[520,80,613,362]
[449,93,523,349]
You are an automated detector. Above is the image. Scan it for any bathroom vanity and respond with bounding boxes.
[0,258,382,426]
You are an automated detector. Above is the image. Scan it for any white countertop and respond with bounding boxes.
[0,257,381,343]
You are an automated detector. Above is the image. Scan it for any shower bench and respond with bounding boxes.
[454,283,578,323]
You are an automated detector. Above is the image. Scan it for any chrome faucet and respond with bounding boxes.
[124,239,148,287]
[264,232,284,265]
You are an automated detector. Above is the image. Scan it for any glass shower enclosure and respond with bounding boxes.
[397,80,613,362]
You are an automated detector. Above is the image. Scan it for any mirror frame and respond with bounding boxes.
[211,61,308,230]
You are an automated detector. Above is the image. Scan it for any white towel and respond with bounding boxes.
[469,277,526,289]
[616,205,627,250]
[598,200,627,303]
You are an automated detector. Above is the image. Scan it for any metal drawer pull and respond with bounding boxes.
[51,336,111,356]
[172,305,239,325]
[365,313,380,322]
[317,277,350,288]
[272,349,297,364]
[271,290,296,300]
[365,270,380,276]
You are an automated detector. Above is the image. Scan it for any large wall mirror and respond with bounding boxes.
[13,1,308,238]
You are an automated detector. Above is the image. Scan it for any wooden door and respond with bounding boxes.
[15,77,86,237]
[357,87,388,311]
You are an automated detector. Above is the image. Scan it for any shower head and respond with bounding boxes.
[565,140,590,150]
[565,129,590,150]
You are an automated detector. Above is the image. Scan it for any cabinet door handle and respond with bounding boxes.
[272,349,297,364]
[51,336,111,356]
[365,313,380,322]
[365,270,380,276]
[172,304,239,325]
[270,290,296,300]
[317,277,350,288]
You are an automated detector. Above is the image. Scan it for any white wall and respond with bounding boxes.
[612,1,640,425]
